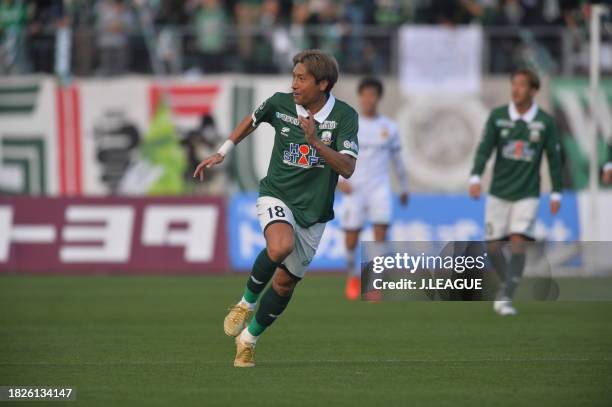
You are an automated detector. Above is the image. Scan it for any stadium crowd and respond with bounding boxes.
[0,0,600,75]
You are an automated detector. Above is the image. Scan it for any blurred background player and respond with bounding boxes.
[194,50,358,367]
[338,77,409,301]
[603,141,612,184]
[469,68,563,316]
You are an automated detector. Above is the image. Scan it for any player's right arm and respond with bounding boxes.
[469,113,497,199]
[194,94,276,181]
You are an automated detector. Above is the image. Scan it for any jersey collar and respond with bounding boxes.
[509,102,538,123]
[296,93,336,123]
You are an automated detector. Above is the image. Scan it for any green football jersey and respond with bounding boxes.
[252,92,359,228]
[471,103,563,201]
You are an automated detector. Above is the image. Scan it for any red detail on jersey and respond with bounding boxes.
[514,141,523,158]
[298,144,310,166]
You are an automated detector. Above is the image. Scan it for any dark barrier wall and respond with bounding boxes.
[0,196,228,273]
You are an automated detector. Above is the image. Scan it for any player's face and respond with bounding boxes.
[358,87,380,115]
[511,74,536,107]
[292,63,328,106]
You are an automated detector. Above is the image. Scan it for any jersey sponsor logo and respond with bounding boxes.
[283,143,325,168]
[502,140,535,162]
[319,120,337,130]
[321,130,333,145]
[501,128,510,138]
[495,119,515,128]
[275,111,300,126]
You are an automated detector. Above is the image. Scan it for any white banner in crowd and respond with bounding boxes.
[399,26,483,94]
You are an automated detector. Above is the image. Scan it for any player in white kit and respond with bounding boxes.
[338,77,409,300]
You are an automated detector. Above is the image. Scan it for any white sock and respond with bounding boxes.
[239,297,256,311]
[240,327,258,344]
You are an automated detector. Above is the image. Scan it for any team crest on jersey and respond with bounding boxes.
[321,131,333,145]
[501,128,510,138]
[529,130,541,143]
[380,128,389,139]
[283,143,325,168]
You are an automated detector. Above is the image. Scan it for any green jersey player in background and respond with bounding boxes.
[469,68,563,316]
[194,50,359,367]
[603,141,612,184]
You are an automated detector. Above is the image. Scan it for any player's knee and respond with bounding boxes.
[272,271,297,297]
[267,239,294,262]
[509,234,527,254]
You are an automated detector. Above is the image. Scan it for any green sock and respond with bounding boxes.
[243,249,280,304]
[503,253,526,299]
[247,286,293,336]
[242,287,258,304]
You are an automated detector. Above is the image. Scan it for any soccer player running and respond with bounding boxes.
[338,77,409,301]
[193,50,359,367]
[469,69,563,316]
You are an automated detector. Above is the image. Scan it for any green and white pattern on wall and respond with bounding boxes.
[0,137,47,194]
[0,83,39,114]
[550,78,612,189]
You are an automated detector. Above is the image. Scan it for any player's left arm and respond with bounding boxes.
[545,119,563,214]
[299,110,357,178]
[390,124,409,205]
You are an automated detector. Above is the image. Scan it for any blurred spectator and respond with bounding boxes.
[251,0,280,72]
[428,0,481,25]
[234,0,261,70]
[374,0,410,26]
[289,1,311,49]
[29,0,65,74]
[500,0,547,26]
[96,0,134,76]
[155,0,187,73]
[559,0,588,46]
[192,0,228,73]
[0,0,29,74]
[342,0,374,72]
[307,0,343,63]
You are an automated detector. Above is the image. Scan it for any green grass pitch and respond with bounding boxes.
[1,275,611,407]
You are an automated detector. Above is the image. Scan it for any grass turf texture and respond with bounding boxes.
[1,275,611,407]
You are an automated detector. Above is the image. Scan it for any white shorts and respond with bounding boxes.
[340,186,392,230]
[256,196,326,279]
[485,195,539,240]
